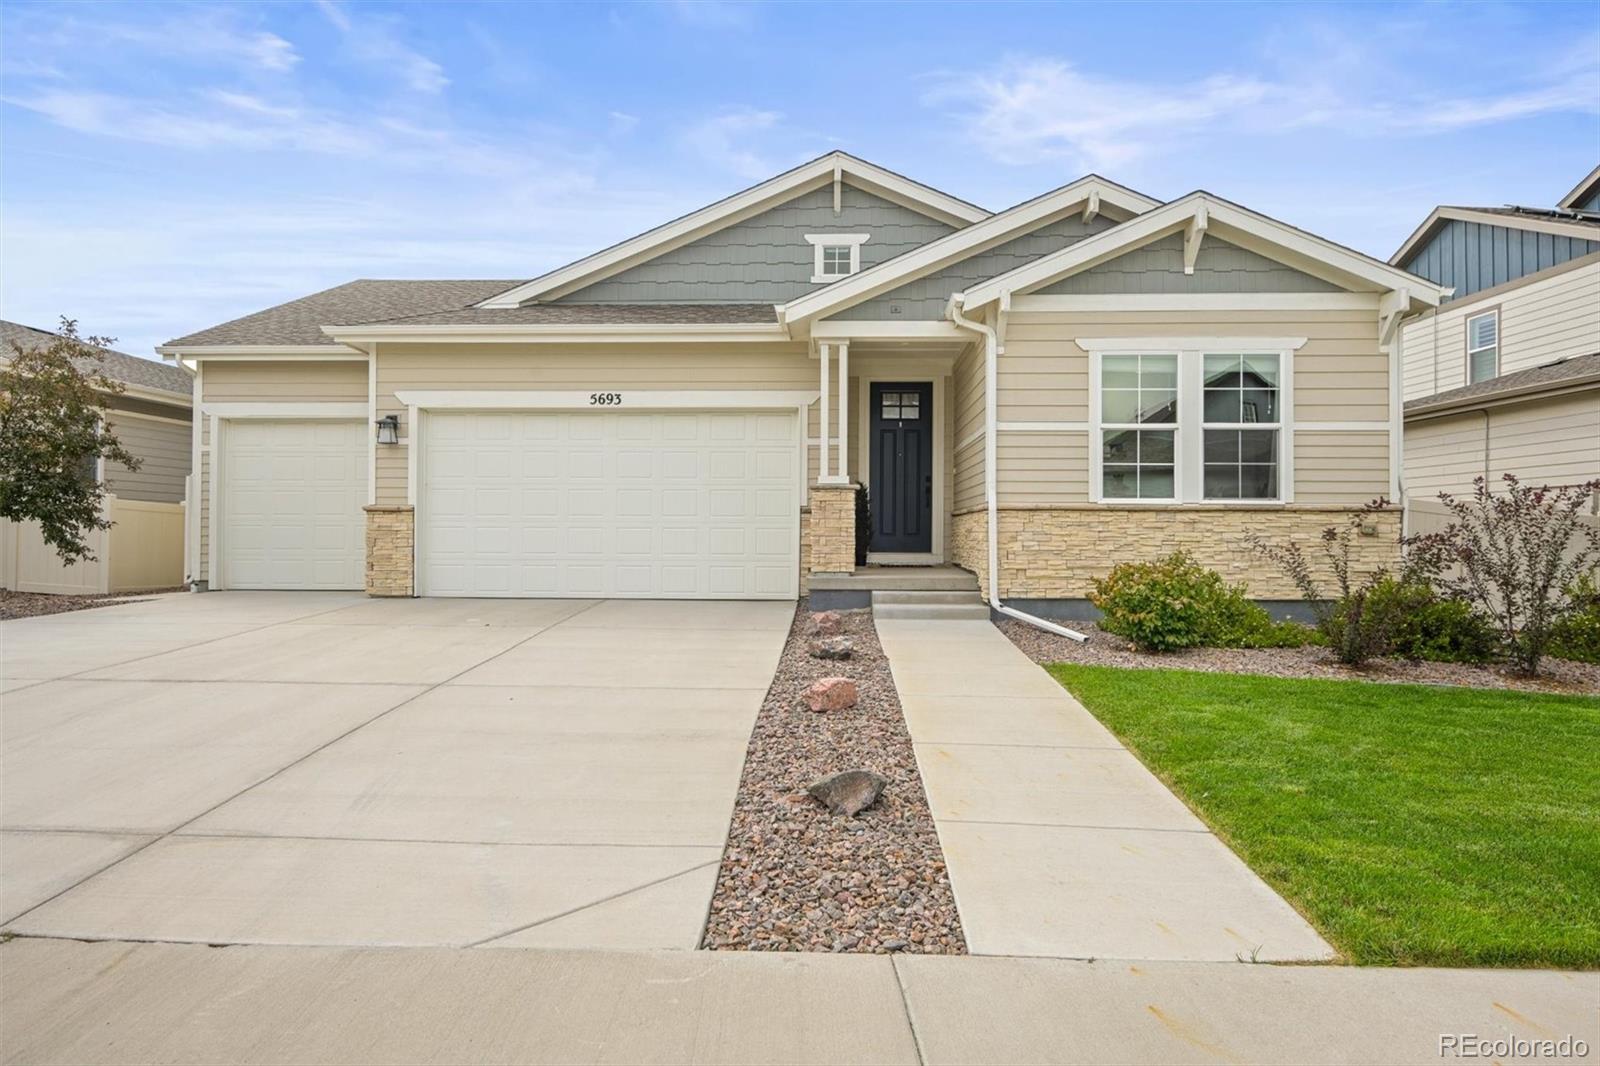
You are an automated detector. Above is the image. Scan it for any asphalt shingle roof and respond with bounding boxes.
[1406,351,1600,413]
[163,280,525,347]
[0,320,192,396]
[362,303,780,327]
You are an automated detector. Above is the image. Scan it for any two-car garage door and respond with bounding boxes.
[419,410,799,599]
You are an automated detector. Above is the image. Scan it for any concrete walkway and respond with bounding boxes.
[2,593,791,950]
[875,619,1333,962]
[4,939,1594,1065]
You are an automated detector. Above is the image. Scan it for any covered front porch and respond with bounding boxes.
[805,322,974,593]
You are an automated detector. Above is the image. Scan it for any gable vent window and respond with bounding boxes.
[1467,310,1499,384]
[806,233,869,283]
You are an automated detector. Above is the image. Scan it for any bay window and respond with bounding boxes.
[1087,338,1301,505]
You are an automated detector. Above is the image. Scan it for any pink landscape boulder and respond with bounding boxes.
[810,611,844,636]
[803,676,858,713]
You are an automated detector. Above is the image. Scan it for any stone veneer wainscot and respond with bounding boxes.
[950,507,1401,601]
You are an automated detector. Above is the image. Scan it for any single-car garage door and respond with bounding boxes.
[219,419,366,590]
[419,410,799,599]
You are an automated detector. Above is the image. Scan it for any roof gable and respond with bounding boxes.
[1559,164,1600,212]
[1391,206,1600,272]
[1395,215,1600,300]
[553,182,954,306]
[1037,233,1338,296]
[780,175,1160,327]
[828,212,1119,321]
[959,192,1448,313]
[479,152,989,309]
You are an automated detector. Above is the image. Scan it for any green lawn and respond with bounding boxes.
[1046,665,1600,968]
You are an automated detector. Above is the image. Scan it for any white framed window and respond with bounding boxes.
[1466,309,1498,384]
[1201,354,1281,500]
[1084,336,1304,505]
[1099,353,1178,500]
[805,233,869,283]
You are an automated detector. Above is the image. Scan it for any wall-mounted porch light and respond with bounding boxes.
[375,414,400,445]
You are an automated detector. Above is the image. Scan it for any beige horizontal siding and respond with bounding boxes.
[952,343,985,512]
[201,359,367,402]
[375,342,821,508]
[104,415,191,503]
[998,309,1390,507]
[1293,430,1388,504]
[1002,308,1388,425]
[1404,391,1600,498]
[997,430,1089,506]
[1401,258,1600,401]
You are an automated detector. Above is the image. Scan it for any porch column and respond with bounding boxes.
[836,340,849,482]
[818,341,847,486]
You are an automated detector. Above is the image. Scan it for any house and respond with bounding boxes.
[157,153,1444,615]
[1393,165,1600,503]
[1,320,193,594]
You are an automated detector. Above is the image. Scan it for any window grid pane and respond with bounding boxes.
[1202,429,1278,500]
[1102,428,1175,499]
[822,245,852,274]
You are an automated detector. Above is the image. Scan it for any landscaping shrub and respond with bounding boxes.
[1090,551,1310,652]
[853,484,871,567]
[1550,573,1600,664]
[1247,500,1447,666]
[1372,579,1498,664]
[1417,475,1600,675]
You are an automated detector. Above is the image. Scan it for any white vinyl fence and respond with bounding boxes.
[1,496,187,595]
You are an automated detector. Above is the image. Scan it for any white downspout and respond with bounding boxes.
[947,294,1088,642]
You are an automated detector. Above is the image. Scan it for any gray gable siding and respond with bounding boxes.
[1573,188,1600,213]
[555,184,955,305]
[1040,233,1339,295]
[1400,219,1600,301]
[830,214,1119,321]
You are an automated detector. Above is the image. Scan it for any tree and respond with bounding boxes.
[0,318,140,563]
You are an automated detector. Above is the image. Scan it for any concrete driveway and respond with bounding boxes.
[1,593,791,950]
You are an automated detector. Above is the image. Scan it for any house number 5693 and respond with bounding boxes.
[588,392,623,405]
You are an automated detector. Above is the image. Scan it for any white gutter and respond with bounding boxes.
[946,294,1088,642]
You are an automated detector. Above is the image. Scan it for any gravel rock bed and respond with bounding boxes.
[1000,620,1600,695]
[702,607,966,954]
[0,590,146,620]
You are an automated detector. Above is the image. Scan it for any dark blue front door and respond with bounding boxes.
[869,382,933,553]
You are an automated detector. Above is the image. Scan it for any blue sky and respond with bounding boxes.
[2,0,1596,359]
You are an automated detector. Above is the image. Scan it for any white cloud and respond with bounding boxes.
[609,111,641,136]
[7,7,300,74]
[682,107,782,180]
[932,47,1599,170]
[316,0,448,94]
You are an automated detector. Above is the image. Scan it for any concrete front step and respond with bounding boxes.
[871,590,991,620]
[810,566,980,593]
[872,589,985,605]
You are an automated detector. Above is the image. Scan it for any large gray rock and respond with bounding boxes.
[809,636,854,661]
[807,770,888,817]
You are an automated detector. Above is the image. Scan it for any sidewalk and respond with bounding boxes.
[3,939,1594,1065]
[875,618,1332,962]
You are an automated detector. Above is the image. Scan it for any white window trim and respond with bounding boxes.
[805,233,870,283]
[1465,308,1499,385]
[1085,337,1303,506]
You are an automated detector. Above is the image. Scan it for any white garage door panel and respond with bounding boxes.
[421,410,798,599]
[221,420,365,590]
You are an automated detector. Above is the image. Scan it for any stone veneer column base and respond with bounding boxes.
[807,483,858,575]
[363,505,415,597]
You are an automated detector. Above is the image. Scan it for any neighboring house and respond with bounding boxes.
[158,152,1445,614]
[1,320,194,593]
[1394,166,1600,504]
